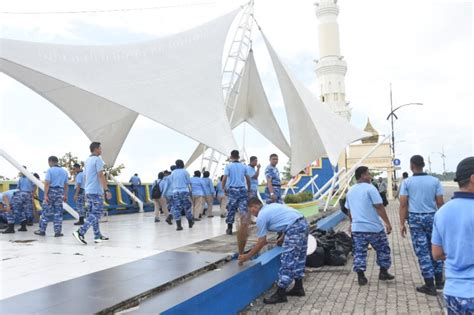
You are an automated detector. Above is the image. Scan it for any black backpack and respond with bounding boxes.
[151,180,162,199]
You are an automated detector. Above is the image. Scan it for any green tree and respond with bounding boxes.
[105,164,125,178]
[281,160,292,181]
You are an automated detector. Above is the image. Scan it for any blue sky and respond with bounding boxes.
[1,0,472,182]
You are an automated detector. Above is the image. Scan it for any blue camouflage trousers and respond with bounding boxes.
[166,196,174,216]
[18,191,34,221]
[265,186,282,204]
[352,230,391,272]
[79,194,104,238]
[277,218,309,289]
[226,187,248,225]
[445,295,474,315]
[171,192,193,221]
[39,187,64,234]
[75,192,85,217]
[6,192,24,224]
[408,212,443,278]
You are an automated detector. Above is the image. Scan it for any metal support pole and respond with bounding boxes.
[110,175,143,213]
[0,148,79,219]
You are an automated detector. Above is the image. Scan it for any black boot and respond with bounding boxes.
[2,224,15,234]
[435,273,444,290]
[379,267,395,280]
[226,224,233,235]
[357,271,368,286]
[74,217,84,225]
[18,220,28,232]
[188,218,194,228]
[165,215,173,225]
[286,278,305,297]
[264,286,288,304]
[416,278,437,296]
[26,218,34,226]
[176,220,183,231]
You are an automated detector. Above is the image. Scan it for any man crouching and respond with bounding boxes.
[238,197,309,304]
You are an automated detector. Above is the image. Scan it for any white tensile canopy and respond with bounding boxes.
[262,33,369,176]
[0,10,240,165]
[185,49,290,168]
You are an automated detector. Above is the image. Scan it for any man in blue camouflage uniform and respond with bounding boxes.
[163,169,174,225]
[432,157,474,314]
[73,163,86,225]
[265,153,282,204]
[17,167,36,226]
[169,160,193,231]
[399,155,444,295]
[73,142,112,245]
[34,156,69,237]
[239,198,309,304]
[345,166,395,286]
[221,150,251,236]
[0,189,21,233]
[247,156,261,199]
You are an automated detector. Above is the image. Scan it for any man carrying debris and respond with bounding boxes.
[238,198,309,304]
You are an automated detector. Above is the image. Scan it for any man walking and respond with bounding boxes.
[169,160,193,231]
[221,150,251,236]
[73,163,86,225]
[190,170,205,221]
[202,171,215,218]
[399,155,444,295]
[265,154,282,204]
[73,142,112,244]
[432,157,474,314]
[345,166,395,286]
[34,156,69,237]
[239,198,309,304]
[378,177,389,206]
[247,156,261,198]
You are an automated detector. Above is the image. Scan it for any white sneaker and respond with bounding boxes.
[73,231,87,245]
[94,236,109,243]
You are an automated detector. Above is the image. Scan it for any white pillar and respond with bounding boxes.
[314,0,351,121]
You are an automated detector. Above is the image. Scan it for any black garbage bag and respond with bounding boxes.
[306,228,352,267]
[306,247,325,268]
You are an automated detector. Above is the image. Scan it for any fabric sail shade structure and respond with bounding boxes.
[0,9,240,166]
[185,49,291,168]
[262,33,369,176]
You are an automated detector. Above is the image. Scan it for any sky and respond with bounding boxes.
[0,0,472,182]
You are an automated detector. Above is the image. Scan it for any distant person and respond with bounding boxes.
[73,163,85,225]
[129,173,141,203]
[395,172,409,199]
[151,172,165,223]
[169,160,194,231]
[265,154,282,204]
[216,175,228,218]
[73,142,112,244]
[221,150,251,236]
[17,166,36,226]
[202,171,215,218]
[432,157,474,314]
[238,198,309,304]
[345,166,394,286]
[190,170,205,221]
[399,155,444,295]
[378,177,389,206]
[247,156,261,198]
[34,156,69,237]
[0,189,20,233]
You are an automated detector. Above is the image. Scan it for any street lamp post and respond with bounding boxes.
[386,84,423,182]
